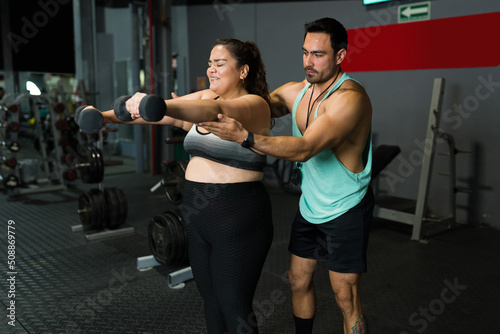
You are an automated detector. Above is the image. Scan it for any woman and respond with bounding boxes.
[93,38,273,333]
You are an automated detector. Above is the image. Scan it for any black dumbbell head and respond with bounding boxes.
[78,107,104,134]
[74,105,88,124]
[139,95,166,122]
[114,95,134,122]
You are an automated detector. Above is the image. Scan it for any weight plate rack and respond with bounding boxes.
[1,94,21,190]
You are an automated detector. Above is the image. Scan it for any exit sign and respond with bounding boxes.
[398,2,431,23]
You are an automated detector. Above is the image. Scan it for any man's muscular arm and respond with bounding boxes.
[199,88,371,162]
[269,81,305,118]
[269,88,289,118]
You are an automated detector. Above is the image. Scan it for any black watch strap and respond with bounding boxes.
[241,131,254,148]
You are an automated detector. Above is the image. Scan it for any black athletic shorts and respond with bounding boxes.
[288,187,374,273]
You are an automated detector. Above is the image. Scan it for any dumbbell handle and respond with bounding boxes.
[75,162,91,168]
[162,180,178,187]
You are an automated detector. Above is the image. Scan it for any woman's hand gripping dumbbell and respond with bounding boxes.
[75,94,167,134]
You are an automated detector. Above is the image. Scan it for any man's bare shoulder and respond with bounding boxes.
[282,80,308,93]
[332,79,370,102]
[338,79,367,94]
[324,79,372,115]
[273,80,308,102]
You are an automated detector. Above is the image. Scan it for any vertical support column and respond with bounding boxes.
[156,0,174,166]
[146,0,173,174]
[412,78,446,241]
[130,3,144,173]
[0,0,18,94]
[73,0,97,106]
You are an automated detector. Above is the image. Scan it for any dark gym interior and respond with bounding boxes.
[1,1,500,333]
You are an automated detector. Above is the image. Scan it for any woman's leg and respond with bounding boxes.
[182,181,273,334]
[182,181,227,333]
[209,182,273,333]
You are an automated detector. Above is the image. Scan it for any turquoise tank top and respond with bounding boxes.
[292,73,372,224]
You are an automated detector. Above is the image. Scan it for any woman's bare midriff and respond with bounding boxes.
[184,156,263,183]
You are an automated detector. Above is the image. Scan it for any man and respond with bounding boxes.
[200,17,373,334]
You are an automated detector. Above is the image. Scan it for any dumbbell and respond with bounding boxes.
[113,94,166,122]
[76,106,103,134]
[76,95,166,134]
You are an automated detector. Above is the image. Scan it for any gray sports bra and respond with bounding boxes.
[183,124,266,172]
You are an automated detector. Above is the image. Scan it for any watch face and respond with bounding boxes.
[241,132,254,148]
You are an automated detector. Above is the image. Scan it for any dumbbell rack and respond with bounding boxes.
[71,129,135,241]
[0,94,21,189]
[52,98,80,183]
[4,94,68,195]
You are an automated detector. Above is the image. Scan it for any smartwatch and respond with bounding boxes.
[241,131,254,149]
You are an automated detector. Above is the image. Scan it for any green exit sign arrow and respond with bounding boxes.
[398,2,431,23]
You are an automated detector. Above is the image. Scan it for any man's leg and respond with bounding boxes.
[329,271,368,334]
[288,253,318,333]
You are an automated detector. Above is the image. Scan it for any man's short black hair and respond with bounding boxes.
[304,17,348,53]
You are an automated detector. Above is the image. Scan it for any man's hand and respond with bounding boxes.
[198,114,248,144]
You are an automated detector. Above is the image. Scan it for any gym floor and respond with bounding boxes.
[1,162,499,334]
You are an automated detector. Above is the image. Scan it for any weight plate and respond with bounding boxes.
[54,103,65,114]
[78,146,93,183]
[115,188,128,227]
[78,191,96,230]
[164,214,180,265]
[56,119,69,131]
[163,160,188,205]
[5,158,17,168]
[8,105,19,113]
[64,170,77,181]
[104,188,119,229]
[79,146,104,184]
[165,210,187,265]
[7,122,20,132]
[64,153,74,165]
[93,147,104,183]
[163,211,182,264]
[89,146,99,183]
[104,187,127,229]
[176,211,189,264]
[78,189,107,230]
[95,189,108,230]
[149,214,176,265]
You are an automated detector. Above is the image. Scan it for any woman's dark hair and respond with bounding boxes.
[304,17,348,54]
[212,38,271,107]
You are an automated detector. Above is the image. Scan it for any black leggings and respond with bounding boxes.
[181,180,273,334]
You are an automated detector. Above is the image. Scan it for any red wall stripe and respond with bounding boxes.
[342,12,500,72]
